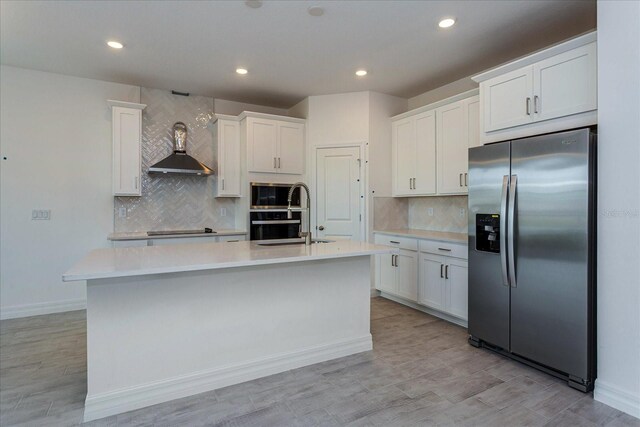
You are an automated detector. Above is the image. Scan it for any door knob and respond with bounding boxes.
[318,225,325,231]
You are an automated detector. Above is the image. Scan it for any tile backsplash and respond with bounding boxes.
[373,197,408,230]
[408,196,468,233]
[114,88,236,232]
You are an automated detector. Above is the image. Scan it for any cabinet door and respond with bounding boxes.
[445,259,468,320]
[218,120,241,197]
[247,118,278,173]
[533,43,597,123]
[396,250,418,302]
[112,107,141,196]
[414,111,436,195]
[482,66,534,132]
[437,101,467,194]
[392,118,416,196]
[418,254,445,311]
[376,254,397,294]
[466,96,481,149]
[277,122,304,175]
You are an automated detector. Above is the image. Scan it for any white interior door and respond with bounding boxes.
[315,146,362,241]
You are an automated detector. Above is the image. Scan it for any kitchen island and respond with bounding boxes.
[63,240,395,421]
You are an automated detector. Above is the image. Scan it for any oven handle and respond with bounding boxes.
[251,220,301,225]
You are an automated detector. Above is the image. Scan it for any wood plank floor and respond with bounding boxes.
[1,297,638,426]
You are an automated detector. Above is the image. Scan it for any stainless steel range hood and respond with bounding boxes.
[148,122,214,176]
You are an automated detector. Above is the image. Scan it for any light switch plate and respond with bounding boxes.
[220,207,227,217]
[118,207,127,218]
[32,209,51,220]
[459,208,466,218]
[427,208,434,216]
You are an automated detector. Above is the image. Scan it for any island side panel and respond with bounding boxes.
[84,256,372,421]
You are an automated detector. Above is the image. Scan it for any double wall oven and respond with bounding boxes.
[250,183,302,242]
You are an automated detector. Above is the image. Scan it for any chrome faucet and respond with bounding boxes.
[287,182,312,245]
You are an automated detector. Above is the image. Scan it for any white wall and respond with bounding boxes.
[594,1,640,418]
[408,76,478,110]
[214,98,288,116]
[0,66,140,319]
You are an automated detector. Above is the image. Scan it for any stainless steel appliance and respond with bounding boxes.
[148,122,214,176]
[468,128,596,392]
[250,183,302,242]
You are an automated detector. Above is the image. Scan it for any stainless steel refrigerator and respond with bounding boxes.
[467,127,596,392]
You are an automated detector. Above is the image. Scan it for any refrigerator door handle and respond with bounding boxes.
[500,175,510,287]
[508,174,518,287]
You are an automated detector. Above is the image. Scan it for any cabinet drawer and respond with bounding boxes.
[419,240,467,259]
[374,234,418,251]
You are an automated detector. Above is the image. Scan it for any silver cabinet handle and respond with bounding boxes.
[395,255,399,268]
[534,95,539,114]
[222,178,225,190]
[391,255,394,267]
[500,175,510,287]
[134,176,139,190]
[459,173,463,187]
[278,157,281,169]
[526,97,531,115]
[440,264,444,278]
[464,173,468,187]
[445,265,449,280]
[390,240,400,244]
[508,174,518,288]
[409,178,412,190]
[437,247,451,252]
[274,157,277,168]
[413,178,416,189]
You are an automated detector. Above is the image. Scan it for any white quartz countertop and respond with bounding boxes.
[374,229,467,244]
[108,229,247,241]
[63,240,396,282]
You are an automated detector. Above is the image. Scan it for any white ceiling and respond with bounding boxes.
[0,0,595,108]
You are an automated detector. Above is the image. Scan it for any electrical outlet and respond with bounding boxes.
[118,207,127,218]
[427,208,434,216]
[220,207,227,217]
[459,208,466,218]
[31,209,51,220]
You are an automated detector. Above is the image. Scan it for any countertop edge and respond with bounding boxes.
[108,230,248,241]
[63,246,397,282]
[374,229,468,244]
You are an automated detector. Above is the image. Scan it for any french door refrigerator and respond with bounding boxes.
[467,127,596,392]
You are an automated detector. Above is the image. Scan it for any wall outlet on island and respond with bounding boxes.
[219,207,227,217]
[118,207,127,218]
[31,209,51,220]
[459,208,466,218]
[427,208,434,216]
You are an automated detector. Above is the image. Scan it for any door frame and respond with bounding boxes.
[311,142,368,242]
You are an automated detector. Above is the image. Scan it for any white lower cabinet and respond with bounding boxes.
[375,232,468,324]
[418,253,468,321]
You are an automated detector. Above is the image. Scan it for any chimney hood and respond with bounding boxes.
[148,122,214,176]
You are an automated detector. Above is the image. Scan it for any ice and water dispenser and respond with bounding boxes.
[475,214,501,253]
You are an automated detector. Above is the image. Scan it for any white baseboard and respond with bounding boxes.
[0,298,86,320]
[594,379,640,419]
[84,334,373,422]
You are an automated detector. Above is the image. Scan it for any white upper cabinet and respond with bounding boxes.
[244,113,305,175]
[277,121,305,174]
[436,95,480,195]
[483,67,534,132]
[109,100,146,197]
[474,33,597,143]
[392,110,436,197]
[212,115,241,197]
[533,43,597,122]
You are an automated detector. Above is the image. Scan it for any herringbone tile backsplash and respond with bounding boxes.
[114,88,236,232]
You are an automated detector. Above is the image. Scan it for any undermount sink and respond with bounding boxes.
[257,239,333,246]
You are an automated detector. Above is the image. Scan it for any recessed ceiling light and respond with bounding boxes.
[107,40,124,49]
[308,6,324,17]
[236,68,248,75]
[355,70,368,77]
[438,18,456,28]
[245,0,262,9]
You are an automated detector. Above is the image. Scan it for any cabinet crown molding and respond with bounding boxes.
[211,113,241,124]
[391,89,479,121]
[472,31,596,83]
[238,111,306,124]
[107,100,147,110]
